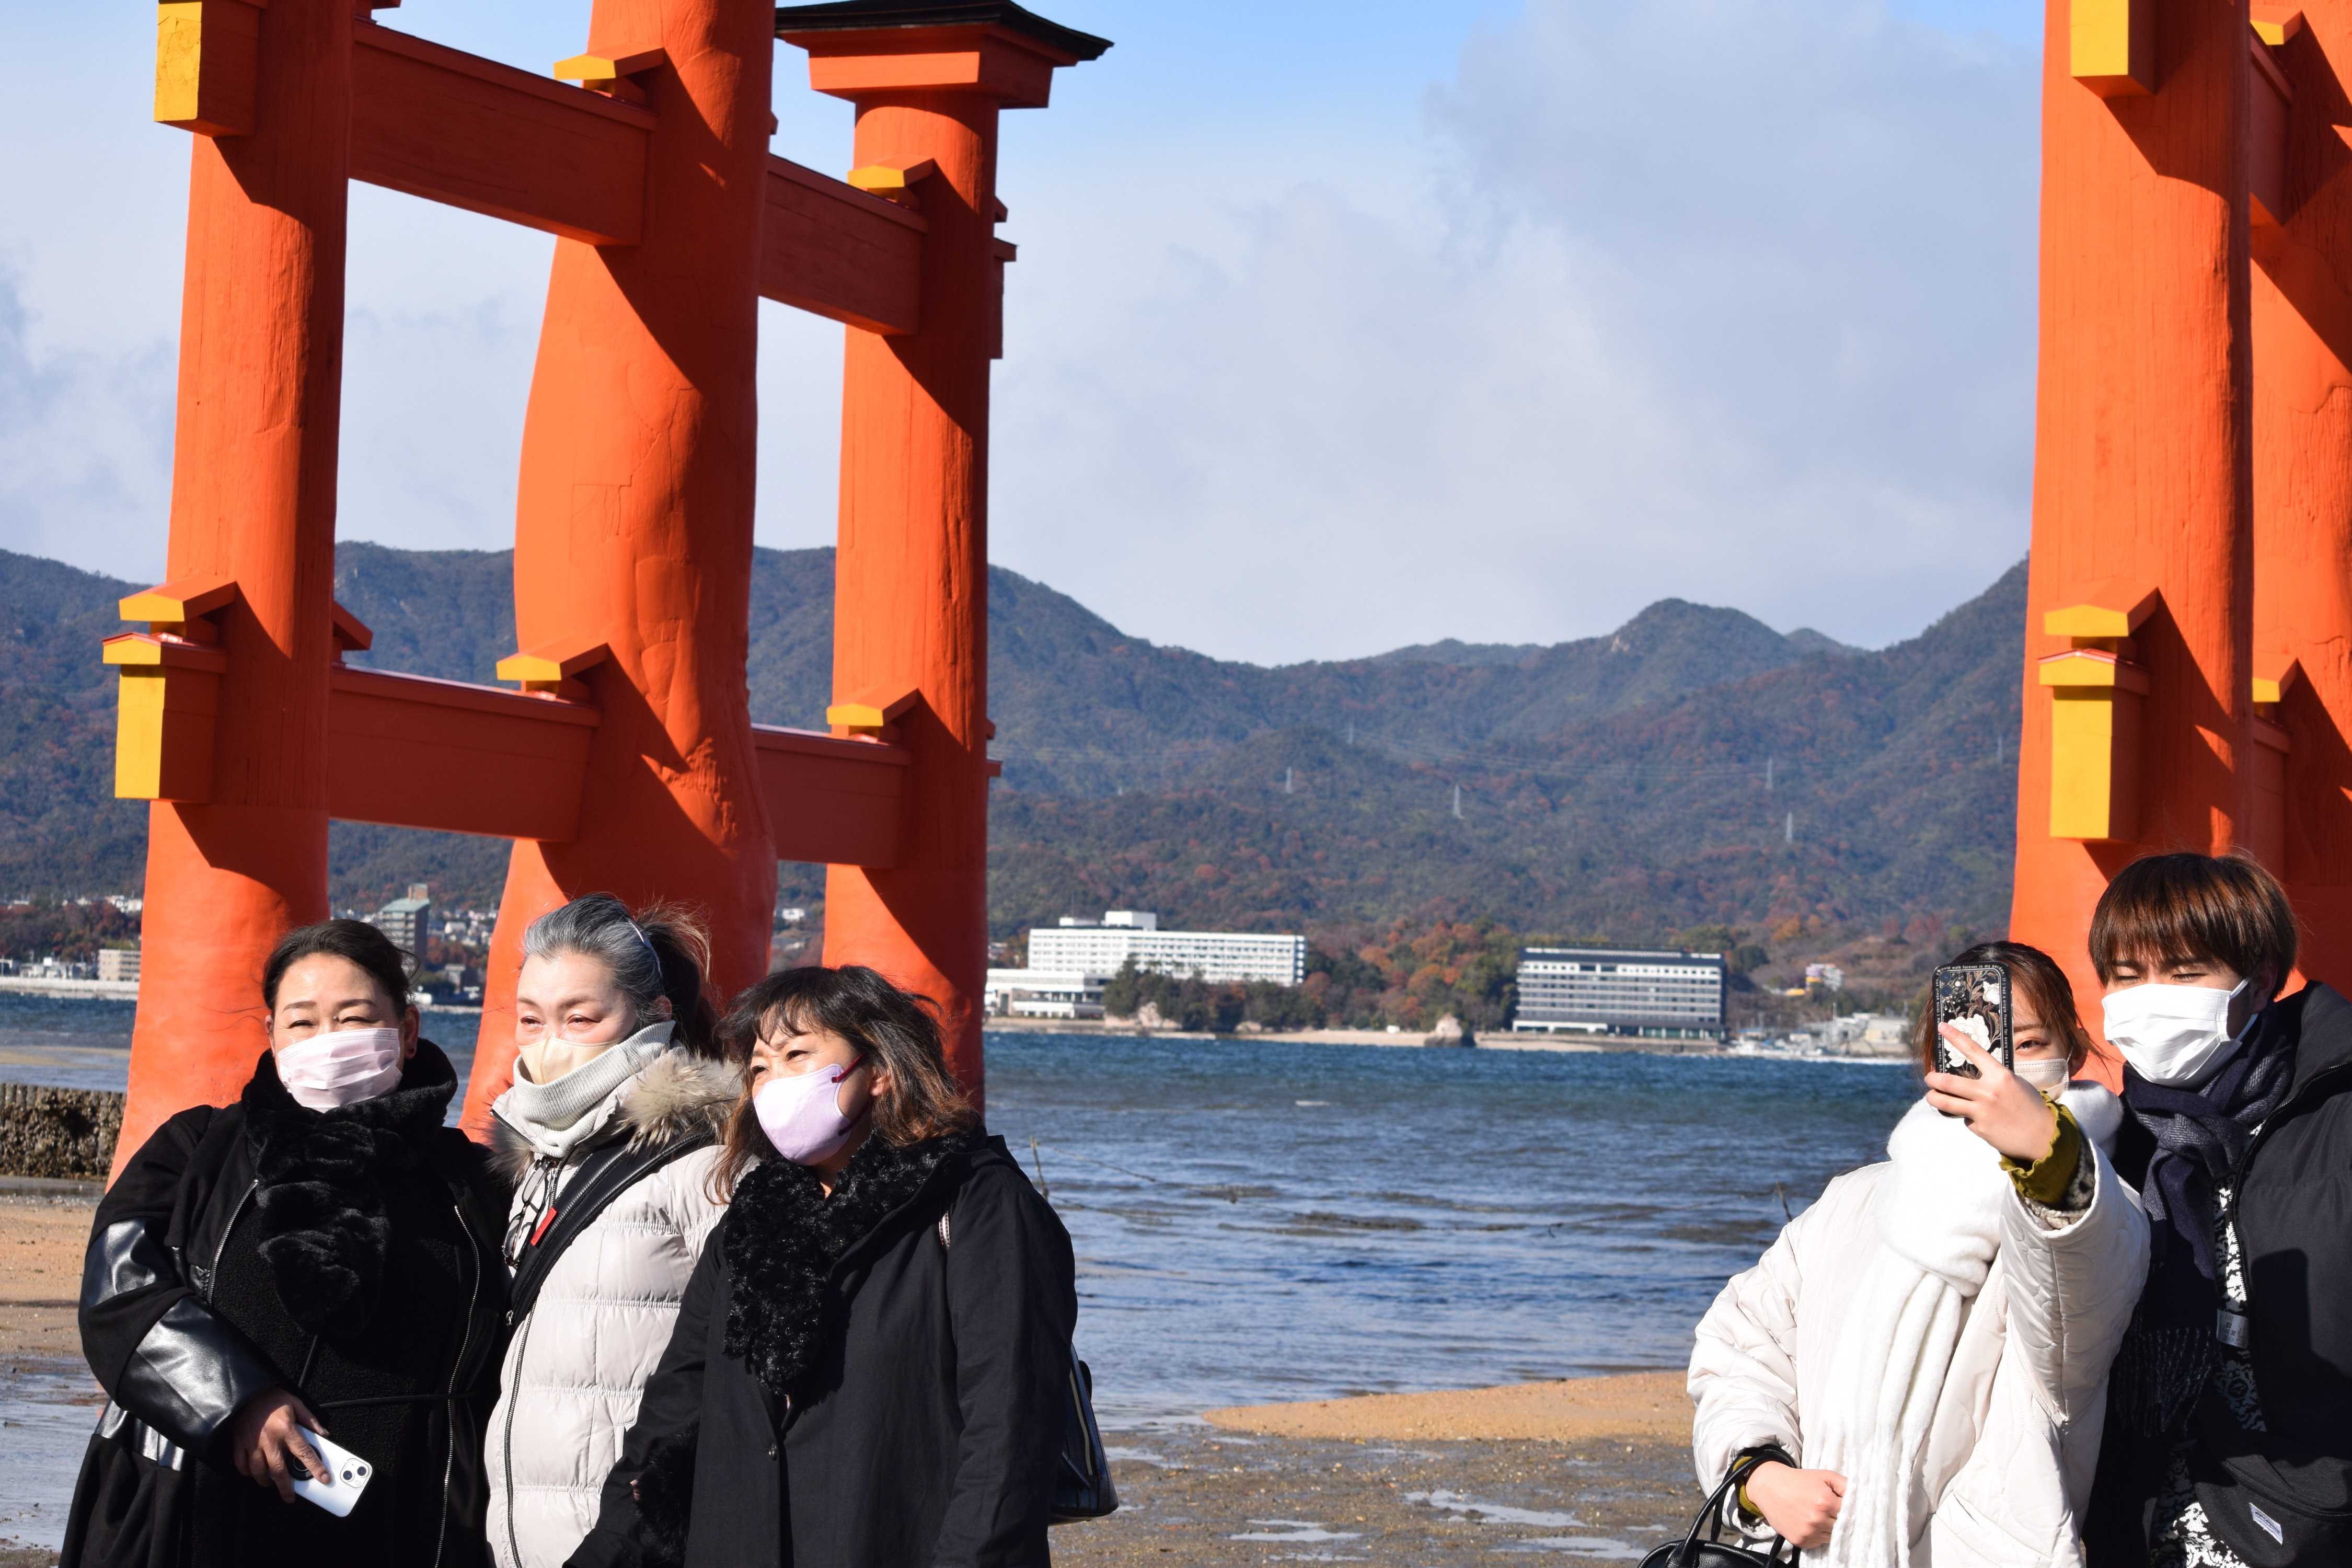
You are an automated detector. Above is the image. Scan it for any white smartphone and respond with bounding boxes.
[287,1425,373,1518]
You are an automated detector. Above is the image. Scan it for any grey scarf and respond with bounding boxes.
[491,1021,673,1162]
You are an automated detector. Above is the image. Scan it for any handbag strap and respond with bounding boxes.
[506,1131,713,1324]
[1671,1448,1798,1567]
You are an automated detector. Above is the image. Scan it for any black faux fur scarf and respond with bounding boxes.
[240,1041,457,1342]
[723,1129,981,1400]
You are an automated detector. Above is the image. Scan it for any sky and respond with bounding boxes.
[0,0,2047,665]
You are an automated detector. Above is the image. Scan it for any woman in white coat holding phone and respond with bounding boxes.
[1689,941,2150,1567]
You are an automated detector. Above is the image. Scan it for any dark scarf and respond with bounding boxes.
[239,1041,458,1342]
[2109,1012,2297,1436]
[722,1128,979,1401]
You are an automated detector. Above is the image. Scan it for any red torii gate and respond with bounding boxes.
[103,0,1106,1170]
[2008,0,2352,1056]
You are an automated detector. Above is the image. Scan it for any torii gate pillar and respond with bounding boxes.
[119,0,353,1161]
[780,7,1104,1102]
[2014,0,2352,1058]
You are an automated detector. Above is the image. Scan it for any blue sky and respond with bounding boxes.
[0,0,2045,663]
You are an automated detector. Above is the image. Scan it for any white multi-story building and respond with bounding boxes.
[982,969,1107,1019]
[1513,947,1726,1041]
[1027,911,1307,987]
[96,947,141,984]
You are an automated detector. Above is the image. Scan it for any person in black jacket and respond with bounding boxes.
[62,919,510,1568]
[568,964,1078,1568]
[2081,854,2352,1567]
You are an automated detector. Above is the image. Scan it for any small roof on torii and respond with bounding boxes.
[773,1,1114,61]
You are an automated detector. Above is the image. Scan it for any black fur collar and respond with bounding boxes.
[240,1040,457,1341]
[722,1129,981,1400]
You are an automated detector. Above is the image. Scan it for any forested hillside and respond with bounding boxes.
[0,544,2024,953]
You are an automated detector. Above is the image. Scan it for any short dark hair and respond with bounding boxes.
[711,965,977,1198]
[263,919,413,1015]
[1914,940,2094,1075]
[2089,852,2299,995]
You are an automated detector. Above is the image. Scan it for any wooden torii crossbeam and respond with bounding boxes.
[108,0,1107,1171]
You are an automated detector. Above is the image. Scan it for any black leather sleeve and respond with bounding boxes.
[79,1110,283,1454]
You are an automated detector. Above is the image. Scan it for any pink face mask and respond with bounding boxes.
[278,1027,405,1111]
[753,1053,869,1166]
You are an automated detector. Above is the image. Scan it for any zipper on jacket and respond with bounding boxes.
[433,1181,490,1568]
[498,1307,537,1568]
[205,1180,258,1302]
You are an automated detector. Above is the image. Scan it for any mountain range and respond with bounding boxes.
[0,543,2025,947]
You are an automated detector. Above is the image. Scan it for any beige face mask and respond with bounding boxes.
[516,1032,621,1086]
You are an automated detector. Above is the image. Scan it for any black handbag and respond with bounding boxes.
[1048,1349,1119,1524]
[1639,1450,1800,1568]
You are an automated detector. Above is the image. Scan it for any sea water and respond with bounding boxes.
[0,997,1920,1423]
[984,1031,1916,1422]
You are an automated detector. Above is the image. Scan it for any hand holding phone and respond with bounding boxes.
[287,1425,374,1518]
[1932,964,2013,1079]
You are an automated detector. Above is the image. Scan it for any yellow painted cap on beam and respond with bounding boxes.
[2038,649,2150,694]
[2043,577,2160,639]
[120,573,236,625]
[497,636,610,684]
[553,46,665,85]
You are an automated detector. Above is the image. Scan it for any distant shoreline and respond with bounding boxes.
[981,1016,1911,1062]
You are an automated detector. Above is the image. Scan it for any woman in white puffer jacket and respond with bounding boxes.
[482,895,740,1568]
[1691,941,2151,1568]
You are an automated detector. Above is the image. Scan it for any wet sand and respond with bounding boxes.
[1,1190,95,1365]
[1056,1424,1696,1564]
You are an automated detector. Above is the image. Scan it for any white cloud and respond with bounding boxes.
[0,0,2039,664]
[990,0,2042,661]
[0,269,175,583]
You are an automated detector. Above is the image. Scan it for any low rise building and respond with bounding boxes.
[96,947,141,984]
[983,968,1107,1019]
[1512,947,1726,1041]
[1028,912,1306,987]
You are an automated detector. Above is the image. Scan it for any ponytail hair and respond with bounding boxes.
[521,894,719,1056]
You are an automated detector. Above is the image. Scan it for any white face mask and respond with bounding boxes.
[277,1027,406,1110]
[753,1054,869,1166]
[2102,979,2252,1088]
[2013,1056,2071,1094]
[518,1033,620,1085]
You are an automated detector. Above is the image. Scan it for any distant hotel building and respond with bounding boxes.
[1027,912,1306,987]
[985,911,1308,1019]
[1512,947,1726,1041]
[370,884,432,960]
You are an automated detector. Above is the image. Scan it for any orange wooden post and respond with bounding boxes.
[116,0,354,1174]
[462,0,781,1133]
[2249,1,2352,994]
[2009,0,2257,1081]
[779,4,1108,1102]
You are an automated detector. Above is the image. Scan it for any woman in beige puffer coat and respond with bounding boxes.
[481,895,740,1568]
[1690,942,2150,1568]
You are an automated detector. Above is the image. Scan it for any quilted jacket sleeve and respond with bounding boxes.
[1994,1136,2149,1427]
[1691,1235,1804,1487]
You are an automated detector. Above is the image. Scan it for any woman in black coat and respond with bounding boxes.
[567,964,1078,1568]
[63,919,510,1568]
